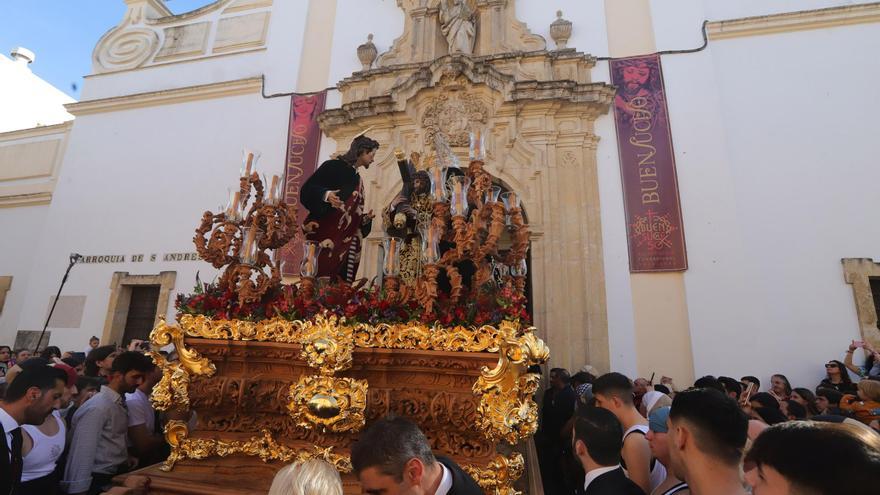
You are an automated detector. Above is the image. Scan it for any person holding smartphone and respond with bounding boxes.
[844,340,880,378]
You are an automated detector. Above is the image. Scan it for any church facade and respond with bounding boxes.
[1,0,879,389]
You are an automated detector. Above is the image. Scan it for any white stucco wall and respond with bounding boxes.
[4,1,877,388]
[650,2,880,388]
[12,91,292,351]
[0,54,74,133]
[0,205,50,339]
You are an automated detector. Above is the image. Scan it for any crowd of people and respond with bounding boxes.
[0,337,175,495]
[535,339,880,495]
[2,336,879,495]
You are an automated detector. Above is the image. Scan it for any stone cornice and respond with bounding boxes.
[65,77,263,116]
[338,49,597,91]
[322,54,614,130]
[708,2,880,40]
[0,189,52,208]
[0,121,73,142]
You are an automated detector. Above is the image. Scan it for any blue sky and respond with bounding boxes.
[0,1,211,99]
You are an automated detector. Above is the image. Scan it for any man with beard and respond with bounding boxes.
[301,133,379,282]
[0,366,66,494]
[62,352,154,495]
[613,58,663,125]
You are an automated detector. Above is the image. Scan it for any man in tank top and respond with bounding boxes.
[18,362,78,494]
[593,372,666,494]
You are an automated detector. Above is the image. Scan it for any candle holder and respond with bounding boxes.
[510,258,528,291]
[239,226,261,266]
[240,150,261,179]
[469,130,485,161]
[449,175,471,218]
[428,166,448,203]
[419,224,441,265]
[226,189,244,223]
[300,241,321,278]
[195,149,295,306]
[501,191,521,227]
[382,237,403,277]
[263,173,283,206]
[483,185,502,205]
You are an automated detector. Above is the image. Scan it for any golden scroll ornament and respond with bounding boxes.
[463,453,526,495]
[297,314,355,375]
[148,319,216,411]
[287,375,367,433]
[472,325,549,444]
[177,313,512,353]
[161,420,352,472]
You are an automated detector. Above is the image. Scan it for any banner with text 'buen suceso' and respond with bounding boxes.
[280,91,326,277]
[610,54,687,272]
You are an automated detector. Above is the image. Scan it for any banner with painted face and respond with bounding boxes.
[280,91,327,277]
[610,54,687,272]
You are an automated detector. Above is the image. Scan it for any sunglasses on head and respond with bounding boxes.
[825,363,838,368]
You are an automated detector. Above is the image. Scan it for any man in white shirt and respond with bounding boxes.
[126,361,166,465]
[0,366,66,494]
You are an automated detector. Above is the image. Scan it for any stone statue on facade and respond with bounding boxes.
[440,0,476,55]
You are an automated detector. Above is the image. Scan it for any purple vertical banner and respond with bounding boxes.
[279,91,326,277]
[610,54,688,272]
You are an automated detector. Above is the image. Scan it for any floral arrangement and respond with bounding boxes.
[175,278,530,327]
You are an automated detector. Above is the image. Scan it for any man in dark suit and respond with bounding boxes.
[351,416,482,495]
[573,406,646,495]
[0,366,66,494]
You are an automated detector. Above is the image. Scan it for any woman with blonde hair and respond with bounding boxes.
[268,459,343,495]
[840,379,880,424]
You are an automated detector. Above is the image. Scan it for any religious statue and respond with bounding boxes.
[440,0,476,55]
[383,151,433,285]
[301,133,379,282]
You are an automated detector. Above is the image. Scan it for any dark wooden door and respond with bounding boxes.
[122,285,160,346]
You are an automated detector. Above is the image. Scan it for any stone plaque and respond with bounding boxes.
[155,22,210,60]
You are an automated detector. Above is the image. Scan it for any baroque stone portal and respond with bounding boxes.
[321,0,616,373]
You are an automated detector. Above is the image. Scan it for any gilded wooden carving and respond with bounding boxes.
[473,327,549,444]
[287,375,367,433]
[161,419,352,473]
[148,320,216,411]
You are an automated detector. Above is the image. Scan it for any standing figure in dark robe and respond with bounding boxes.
[300,135,379,282]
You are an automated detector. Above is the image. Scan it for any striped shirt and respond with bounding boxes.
[61,386,129,494]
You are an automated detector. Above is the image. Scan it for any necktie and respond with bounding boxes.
[10,427,22,490]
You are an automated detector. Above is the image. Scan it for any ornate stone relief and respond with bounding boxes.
[92,0,272,74]
[376,0,545,66]
[421,91,489,146]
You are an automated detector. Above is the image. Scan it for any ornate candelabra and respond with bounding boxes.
[194,151,295,305]
[382,131,530,314]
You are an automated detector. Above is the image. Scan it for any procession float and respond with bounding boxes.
[121,133,549,494]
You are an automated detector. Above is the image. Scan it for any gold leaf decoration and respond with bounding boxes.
[298,314,354,374]
[149,320,216,411]
[287,375,367,433]
[463,453,526,495]
[160,420,352,472]
[472,327,549,444]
